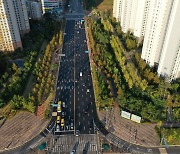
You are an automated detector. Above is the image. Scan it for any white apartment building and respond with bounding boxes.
[13,0,30,35]
[129,0,138,31]
[133,0,151,38]
[113,0,180,80]
[41,0,62,14]
[141,0,174,67]
[0,0,22,51]
[30,1,42,20]
[113,0,122,22]
[157,0,180,81]
[113,0,152,38]
[120,0,134,33]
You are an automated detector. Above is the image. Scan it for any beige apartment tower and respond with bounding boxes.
[0,0,30,52]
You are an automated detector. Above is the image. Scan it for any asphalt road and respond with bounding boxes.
[53,18,96,135]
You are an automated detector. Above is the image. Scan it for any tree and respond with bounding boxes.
[10,95,25,109]
[139,60,146,71]
[128,78,133,89]
[44,108,50,119]
[125,38,136,50]
[22,101,35,113]
[148,72,154,81]
[12,63,18,72]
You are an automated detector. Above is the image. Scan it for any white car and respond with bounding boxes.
[56,124,60,132]
[87,89,90,92]
[70,122,74,130]
[62,102,65,108]
[80,72,82,76]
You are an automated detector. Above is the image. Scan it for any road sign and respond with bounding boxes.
[59,54,65,56]
[51,104,58,107]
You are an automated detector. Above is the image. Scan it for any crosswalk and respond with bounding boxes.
[52,134,98,153]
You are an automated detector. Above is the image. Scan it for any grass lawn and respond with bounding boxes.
[161,128,180,145]
[97,0,113,10]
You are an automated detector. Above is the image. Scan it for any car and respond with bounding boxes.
[87,89,90,92]
[84,110,88,114]
[70,122,74,130]
[80,72,82,76]
[57,116,61,124]
[57,101,61,112]
[66,125,69,130]
[61,111,65,117]
[76,130,79,136]
[56,124,60,131]
[61,118,65,127]
[62,102,65,108]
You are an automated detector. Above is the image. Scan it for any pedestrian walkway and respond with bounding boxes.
[98,107,160,147]
[51,134,98,153]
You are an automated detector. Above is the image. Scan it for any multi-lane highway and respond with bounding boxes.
[53,1,96,136]
[54,19,96,135]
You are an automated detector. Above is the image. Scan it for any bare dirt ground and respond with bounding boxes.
[98,107,160,147]
[0,112,48,150]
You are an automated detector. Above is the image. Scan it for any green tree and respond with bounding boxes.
[12,63,18,72]
[125,38,136,50]
[10,95,25,109]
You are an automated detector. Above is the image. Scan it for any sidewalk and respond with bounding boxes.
[97,107,160,147]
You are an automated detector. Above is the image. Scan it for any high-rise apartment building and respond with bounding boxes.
[157,0,180,81]
[120,0,134,33]
[13,0,30,35]
[113,0,180,80]
[0,0,30,52]
[133,0,151,38]
[113,0,122,22]
[141,0,174,67]
[0,0,22,51]
[26,0,42,20]
[114,0,151,38]
[30,1,42,20]
[41,0,63,14]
